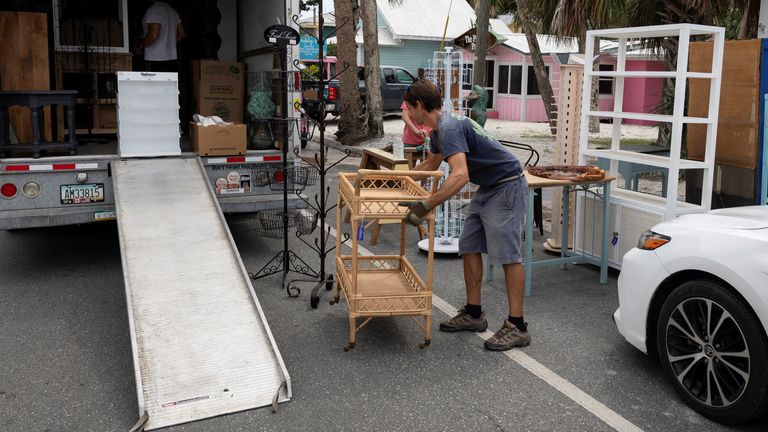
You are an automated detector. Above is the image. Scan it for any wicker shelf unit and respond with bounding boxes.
[332,169,442,350]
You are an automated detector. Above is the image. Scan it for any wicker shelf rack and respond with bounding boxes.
[332,169,442,350]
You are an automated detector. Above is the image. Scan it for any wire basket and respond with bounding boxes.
[249,117,297,142]
[252,208,318,239]
[268,163,319,193]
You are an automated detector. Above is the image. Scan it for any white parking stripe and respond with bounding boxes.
[431,295,644,432]
[327,224,644,432]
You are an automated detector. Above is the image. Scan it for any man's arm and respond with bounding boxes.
[424,152,469,209]
[136,23,161,51]
[176,21,186,42]
[413,150,442,172]
[402,105,427,138]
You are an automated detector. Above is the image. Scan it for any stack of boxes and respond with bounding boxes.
[190,60,247,156]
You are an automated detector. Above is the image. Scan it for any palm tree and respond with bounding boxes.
[361,0,384,138]
[521,0,626,133]
[333,0,367,144]
[515,0,558,133]
[623,0,732,146]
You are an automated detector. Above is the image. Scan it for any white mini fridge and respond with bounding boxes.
[117,71,181,158]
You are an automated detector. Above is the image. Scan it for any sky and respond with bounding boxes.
[298,0,336,19]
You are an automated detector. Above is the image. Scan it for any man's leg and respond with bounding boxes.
[439,251,488,332]
[502,262,524,316]
[464,253,483,305]
[484,262,529,351]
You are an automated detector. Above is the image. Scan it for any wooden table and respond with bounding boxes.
[487,171,615,296]
[0,90,78,158]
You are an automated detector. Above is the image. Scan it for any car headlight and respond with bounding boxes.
[637,230,670,250]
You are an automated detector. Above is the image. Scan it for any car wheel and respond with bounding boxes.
[656,279,768,423]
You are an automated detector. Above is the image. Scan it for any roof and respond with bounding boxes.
[377,0,476,41]
[502,33,580,54]
[326,27,400,47]
[296,11,336,27]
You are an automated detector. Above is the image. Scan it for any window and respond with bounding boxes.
[497,65,548,96]
[599,64,614,95]
[383,68,395,84]
[498,65,510,94]
[462,61,493,88]
[394,68,415,84]
[526,66,549,96]
[462,64,473,90]
[511,66,523,95]
[53,0,129,52]
[485,60,494,87]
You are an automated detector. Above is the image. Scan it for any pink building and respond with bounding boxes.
[460,22,665,125]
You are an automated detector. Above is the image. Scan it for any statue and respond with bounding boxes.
[467,84,489,128]
[247,83,277,150]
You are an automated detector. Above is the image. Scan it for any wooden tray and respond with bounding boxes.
[335,255,431,316]
[338,169,442,220]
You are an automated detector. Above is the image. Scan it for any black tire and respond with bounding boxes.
[656,279,768,424]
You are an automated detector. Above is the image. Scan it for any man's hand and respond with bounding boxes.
[398,200,430,226]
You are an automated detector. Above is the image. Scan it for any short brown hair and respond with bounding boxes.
[404,79,442,112]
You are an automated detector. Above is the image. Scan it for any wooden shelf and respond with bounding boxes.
[581,148,708,170]
[588,23,724,38]
[586,71,715,79]
[588,110,712,124]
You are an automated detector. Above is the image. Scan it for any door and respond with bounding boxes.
[382,67,416,111]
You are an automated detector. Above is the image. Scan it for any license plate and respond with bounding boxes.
[60,183,105,204]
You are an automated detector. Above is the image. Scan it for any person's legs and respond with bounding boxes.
[439,191,489,333]
[477,178,531,350]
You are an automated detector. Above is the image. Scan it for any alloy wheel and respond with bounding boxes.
[665,297,750,408]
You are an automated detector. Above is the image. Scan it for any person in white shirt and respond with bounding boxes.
[135,1,185,72]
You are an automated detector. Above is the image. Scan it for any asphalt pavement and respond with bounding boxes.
[2,143,767,431]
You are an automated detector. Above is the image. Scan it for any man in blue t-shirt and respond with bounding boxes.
[400,80,530,351]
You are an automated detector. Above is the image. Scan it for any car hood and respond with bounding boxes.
[673,206,768,230]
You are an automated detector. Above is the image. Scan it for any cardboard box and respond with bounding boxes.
[192,60,245,123]
[190,122,246,156]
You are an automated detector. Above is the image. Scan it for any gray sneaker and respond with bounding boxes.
[484,321,531,351]
[439,308,488,332]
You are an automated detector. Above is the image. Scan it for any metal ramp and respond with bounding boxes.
[113,157,290,430]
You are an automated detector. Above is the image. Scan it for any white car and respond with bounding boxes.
[614,205,768,424]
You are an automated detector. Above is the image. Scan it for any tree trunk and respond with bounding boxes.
[333,0,367,144]
[361,0,383,138]
[737,0,759,39]
[521,16,557,134]
[656,36,679,148]
[473,0,490,88]
[589,37,600,133]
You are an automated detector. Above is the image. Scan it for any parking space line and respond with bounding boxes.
[327,224,643,432]
[431,296,643,432]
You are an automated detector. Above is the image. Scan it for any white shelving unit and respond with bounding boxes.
[576,24,724,268]
[117,72,181,158]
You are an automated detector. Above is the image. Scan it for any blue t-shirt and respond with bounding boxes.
[429,112,522,187]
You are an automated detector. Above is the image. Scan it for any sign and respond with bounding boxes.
[263,25,300,47]
[453,27,500,52]
[299,36,328,59]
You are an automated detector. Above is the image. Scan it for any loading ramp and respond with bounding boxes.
[113,157,290,430]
